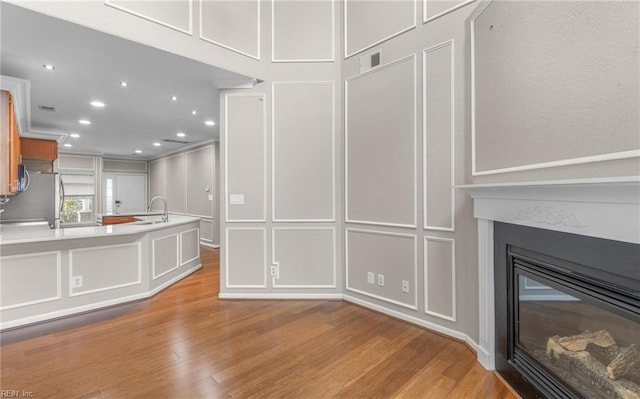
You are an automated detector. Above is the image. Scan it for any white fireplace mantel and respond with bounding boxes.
[459,176,640,370]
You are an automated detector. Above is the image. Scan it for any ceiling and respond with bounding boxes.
[0,3,253,160]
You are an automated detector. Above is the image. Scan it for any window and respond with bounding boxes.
[60,173,96,225]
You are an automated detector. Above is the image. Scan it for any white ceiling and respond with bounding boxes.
[0,3,253,160]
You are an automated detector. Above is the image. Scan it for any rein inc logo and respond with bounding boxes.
[1,390,34,398]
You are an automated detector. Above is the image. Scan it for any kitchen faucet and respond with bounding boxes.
[148,196,168,222]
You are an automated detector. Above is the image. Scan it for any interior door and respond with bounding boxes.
[115,174,146,214]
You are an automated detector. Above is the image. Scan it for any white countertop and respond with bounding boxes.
[0,215,201,245]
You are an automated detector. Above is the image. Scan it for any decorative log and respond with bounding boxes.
[587,343,621,365]
[608,345,640,381]
[547,330,616,359]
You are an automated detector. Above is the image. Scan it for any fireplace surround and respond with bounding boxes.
[462,177,640,398]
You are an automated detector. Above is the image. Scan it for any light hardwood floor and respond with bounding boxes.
[0,247,515,398]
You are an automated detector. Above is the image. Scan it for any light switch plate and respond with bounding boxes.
[367,272,375,285]
[208,194,213,201]
[229,194,244,205]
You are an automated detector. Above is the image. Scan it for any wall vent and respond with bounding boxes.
[38,105,55,112]
[359,50,382,73]
[162,138,190,144]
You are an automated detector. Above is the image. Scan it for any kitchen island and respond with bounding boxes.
[0,215,201,330]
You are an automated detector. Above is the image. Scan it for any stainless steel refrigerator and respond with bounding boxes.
[0,171,62,228]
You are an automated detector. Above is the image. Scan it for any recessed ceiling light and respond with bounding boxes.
[78,119,91,125]
[43,64,55,70]
[63,143,72,148]
[70,133,80,138]
[205,120,215,126]
[191,110,197,115]
[119,81,128,87]
[171,96,178,101]
[153,142,161,147]
[176,132,186,138]
[90,101,105,108]
[134,150,142,154]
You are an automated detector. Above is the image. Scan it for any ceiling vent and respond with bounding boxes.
[38,105,56,112]
[162,138,190,144]
[360,50,382,73]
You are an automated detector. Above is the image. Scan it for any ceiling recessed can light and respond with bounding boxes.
[90,101,105,108]
[78,119,91,125]
[134,150,142,154]
[205,120,215,126]
[171,96,178,101]
[119,81,128,87]
[153,142,161,147]
[191,110,197,115]
[70,133,80,138]
[176,132,186,138]
[43,64,55,70]
[63,143,72,148]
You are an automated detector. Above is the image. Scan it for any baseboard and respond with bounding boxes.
[149,264,202,296]
[200,241,220,249]
[218,293,343,300]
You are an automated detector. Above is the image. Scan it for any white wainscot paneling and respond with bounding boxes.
[423,40,455,231]
[0,251,61,310]
[200,219,214,243]
[344,0,416,58]
[272,82,335,221]
[225,94,267,222]
[105,0,192,35]
[424,236,456,322]
[181,228,200,265]
[225,228,267,288]
[152,234,180,280]
[200,0,260,59]
[272,0,334,62]
[57,154,96,171]
[346,229,417,309]
[423,0,476,23]
[70,243,142,296]
[470,0,640,175]
[272,228,336,288]
[346,55,417,228]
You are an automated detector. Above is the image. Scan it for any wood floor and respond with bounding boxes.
[1,247,515,399]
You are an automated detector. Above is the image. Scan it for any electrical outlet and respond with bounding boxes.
[377,274,385,287]
[72,275,83,288]
[367,272,375,284]
[270,265,279,278]
[402,280,410,293]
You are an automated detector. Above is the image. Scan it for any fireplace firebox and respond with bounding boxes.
[494,222,640,398]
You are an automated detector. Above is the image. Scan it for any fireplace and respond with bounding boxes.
[494,222,640,398]
[461,177,640,398]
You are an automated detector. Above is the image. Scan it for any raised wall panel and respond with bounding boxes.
[272,82,334,221]
[149,158,166,210]
[272,228,335,288]
[346,229,417,309]
[346,55,416,227]
[200,219,214,243]
[424,237,456,321]
[200,0,260,59]
[186,146,213,217]
[272,0,334,62]
[225,94,266,222]
[70,243,141,296]
[423,0,475,23]
[105,0,192,35]
[181,228,200,265]
[225,228,266,288]
[152,234,180,279]
[103,159,147,173]
[344,0,416,58]
[0,252,61,310]
[472,1,640,175]
[57,154,95,171]
[424,41,454,231]
[165,154,186,214]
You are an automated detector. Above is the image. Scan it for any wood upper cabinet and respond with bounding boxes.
[21,137,58,161]
[1,89,21,195]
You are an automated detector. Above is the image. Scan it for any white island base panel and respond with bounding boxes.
[0,216,201,330]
